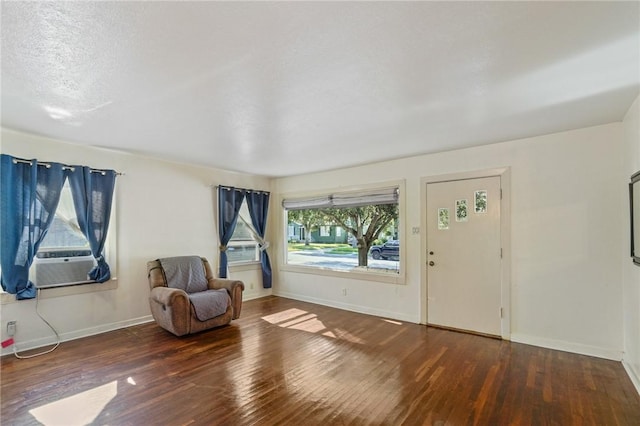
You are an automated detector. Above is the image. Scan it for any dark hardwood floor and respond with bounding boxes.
[2,296,639,425]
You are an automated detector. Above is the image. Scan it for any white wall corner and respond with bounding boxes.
[622,359,640,395]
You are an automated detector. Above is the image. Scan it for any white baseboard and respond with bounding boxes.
[273,290,419,324]
[510,333,623,361]
[242,292,271,301]
[1,293,272,357]
[623,360,640,395]
[1,315,154,357]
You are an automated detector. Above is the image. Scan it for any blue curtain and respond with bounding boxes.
[246,191,272,288]
[67,166,116,282]
[0,154,66,299]
[218,187,245,278]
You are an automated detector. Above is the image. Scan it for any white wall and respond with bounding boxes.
[1,120,631,365]
[275,123,626,360]
[0,129,272,355]
[622,95,640,391]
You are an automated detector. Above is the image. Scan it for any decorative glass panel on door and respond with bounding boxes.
[474,190,487,213]
[438,208,450,230]
[456,199,468,222]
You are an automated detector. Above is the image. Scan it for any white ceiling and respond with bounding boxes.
[2,1,639,177]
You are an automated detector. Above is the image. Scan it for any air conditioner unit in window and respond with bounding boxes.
[30,249,96,288]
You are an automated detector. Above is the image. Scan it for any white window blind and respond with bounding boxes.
[283,187,398,210]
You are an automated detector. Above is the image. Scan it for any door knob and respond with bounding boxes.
[429,261,435,266]
[429,251,434,255]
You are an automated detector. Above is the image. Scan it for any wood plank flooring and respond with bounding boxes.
[2,296,639,425]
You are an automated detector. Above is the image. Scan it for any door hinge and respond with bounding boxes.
[500,307,503,318]
[500,188,503,199]
[500,248,503,258]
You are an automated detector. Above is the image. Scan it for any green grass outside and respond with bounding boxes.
[328,246,358,254]
[288,243,358,254]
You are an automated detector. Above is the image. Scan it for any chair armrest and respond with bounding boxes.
[150,286,188,306]
[208,278,244,293]
[208,278,244,319]
[149,287,191,336]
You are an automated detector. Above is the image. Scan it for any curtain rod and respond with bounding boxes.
[11,158,124,176]
[213,184,270,195]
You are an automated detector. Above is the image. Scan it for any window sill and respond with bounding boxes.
[0,278,119,305]
[0,292,16,304]
[280,264,405,285]
[229,261,262,272]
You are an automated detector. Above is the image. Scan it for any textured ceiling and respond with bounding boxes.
[2,1,639,177]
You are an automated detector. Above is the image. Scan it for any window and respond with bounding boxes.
[30,183,96,287]
[26,180,117,290]
[1,156,118,302]
[228,200,260,264]
[283,186,400,275]
[23,181,115,287]
[38,182,89,252]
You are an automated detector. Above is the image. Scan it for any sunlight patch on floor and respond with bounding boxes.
[261,308,308,324]
[288,317,326,333]
[29,380,118,426]
[332,328,366,344]
[262,308,365,344]
[279,313,318,328]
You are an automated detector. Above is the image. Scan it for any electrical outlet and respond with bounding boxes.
[341,288,347,296]
[7,321,17,337]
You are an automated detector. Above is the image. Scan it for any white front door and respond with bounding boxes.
[426,176,502,336]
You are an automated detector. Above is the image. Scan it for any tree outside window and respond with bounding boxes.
[285,186,400,273]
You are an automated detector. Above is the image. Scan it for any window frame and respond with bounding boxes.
[280,180,405,285]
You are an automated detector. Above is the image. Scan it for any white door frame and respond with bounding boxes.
[420,167,511,339]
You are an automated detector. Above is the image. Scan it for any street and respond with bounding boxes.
[287,250,399,272]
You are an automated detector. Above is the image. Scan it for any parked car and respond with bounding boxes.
[369,240,399,260]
